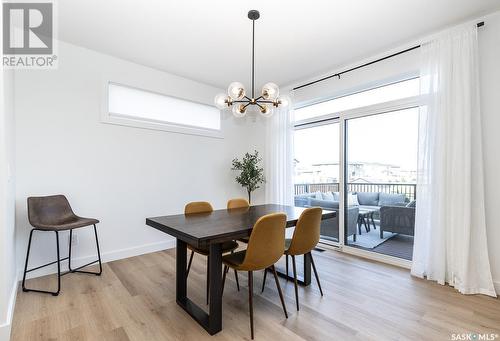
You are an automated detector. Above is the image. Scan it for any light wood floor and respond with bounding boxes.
[11,246,500,341]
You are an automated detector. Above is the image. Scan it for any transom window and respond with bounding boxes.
[104,83,222,138]
[294,78,419,122]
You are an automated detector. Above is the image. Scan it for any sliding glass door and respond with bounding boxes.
[294,120,340,244]
[343,108,418,260]
[293,77,420,260]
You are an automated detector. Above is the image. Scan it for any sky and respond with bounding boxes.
[294,107,419,171]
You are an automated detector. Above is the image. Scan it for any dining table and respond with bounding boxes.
[145,204,336,335]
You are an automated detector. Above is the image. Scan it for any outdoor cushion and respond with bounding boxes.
[348,193,359,206]
[309,198,339,210]
[322,191,334,201]
[359,205,380,211]
[314,191,323,200]
[378,192,407,206]
[406,200,416,208]
[332,192,340,201]
[356,192,379,206]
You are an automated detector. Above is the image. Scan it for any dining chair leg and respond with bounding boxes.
[291,255,299,311]
[234,270,240,291]
[261,268,267,293]
[206,256,210,305]
[309,252,323,296]
[221,265,228,296]
[286,254,289,277]
[271,265,288,318]
[186,250,194,278]
[248,271,254,339]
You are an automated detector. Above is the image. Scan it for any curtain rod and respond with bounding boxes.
[293,21,485,91]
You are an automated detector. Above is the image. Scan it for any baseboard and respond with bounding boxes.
[494,280,500,296]
[0,276,19,341]
[19,238,176,280]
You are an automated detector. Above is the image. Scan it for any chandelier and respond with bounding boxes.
[214,10,289,117]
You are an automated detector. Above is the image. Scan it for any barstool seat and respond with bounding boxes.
[31,217,99,231]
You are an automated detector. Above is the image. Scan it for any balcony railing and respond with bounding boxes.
[294,182,416,201]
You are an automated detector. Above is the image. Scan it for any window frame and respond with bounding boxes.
[101,81,223,139]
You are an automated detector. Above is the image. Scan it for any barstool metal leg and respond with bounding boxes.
[22,229,61,296]
[21,229,35,292]
[55,231,61,296]
[68,225,102,275]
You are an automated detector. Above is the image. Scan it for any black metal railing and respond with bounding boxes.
[294,182,416,201]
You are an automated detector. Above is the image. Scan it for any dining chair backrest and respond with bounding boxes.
[227,198,250,209]
[287,207,322,256]
[28,195,76,228]
[241,213,286,271]
[184,201,213,214]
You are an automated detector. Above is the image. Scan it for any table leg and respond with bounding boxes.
[176,239,187,301]
[208,243,222,334]
[363,216,370,232]
[175,239,223,335]
[274,253,311,286]
[370,213,376,230]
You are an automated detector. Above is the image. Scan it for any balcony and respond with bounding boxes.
[294,182,416,201]
[294,182,416,260]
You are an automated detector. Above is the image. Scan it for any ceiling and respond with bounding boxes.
[58,0,500,90]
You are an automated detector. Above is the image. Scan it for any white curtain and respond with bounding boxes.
[265,97,294,206]
[411,23,496,297]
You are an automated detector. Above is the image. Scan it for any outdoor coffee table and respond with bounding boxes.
[357,208,377,234]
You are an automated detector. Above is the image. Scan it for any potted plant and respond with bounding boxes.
[231,150,265,203]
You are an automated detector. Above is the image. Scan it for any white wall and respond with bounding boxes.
[289,47,419,107]
[0,27,17,341]
[283,11,500,292]
[14,41,265,279]
[0,5,18,341]
[479,11,500,292]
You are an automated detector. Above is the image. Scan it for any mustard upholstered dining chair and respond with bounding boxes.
[227,198,250,244]
[227,198,250,209]
[221,212,288,339]
[184,201,239,304]
[262,207,324,311]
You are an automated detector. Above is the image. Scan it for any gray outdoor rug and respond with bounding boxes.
[347,228,397,249]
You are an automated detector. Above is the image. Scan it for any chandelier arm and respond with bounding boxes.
[243,102,252,109]
[256,100,275,104]
[233,99,251,103]
[255,102,265,110]
[244,95,252,101]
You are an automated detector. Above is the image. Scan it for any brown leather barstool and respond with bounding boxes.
[22,195,102,296]
[221,212,288,339]
[262,207,324,310]
[184,201,240,304]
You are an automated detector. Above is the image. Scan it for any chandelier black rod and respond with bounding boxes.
[251,18,255,99]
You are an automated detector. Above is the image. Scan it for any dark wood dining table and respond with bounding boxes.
[145,204,336,335]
